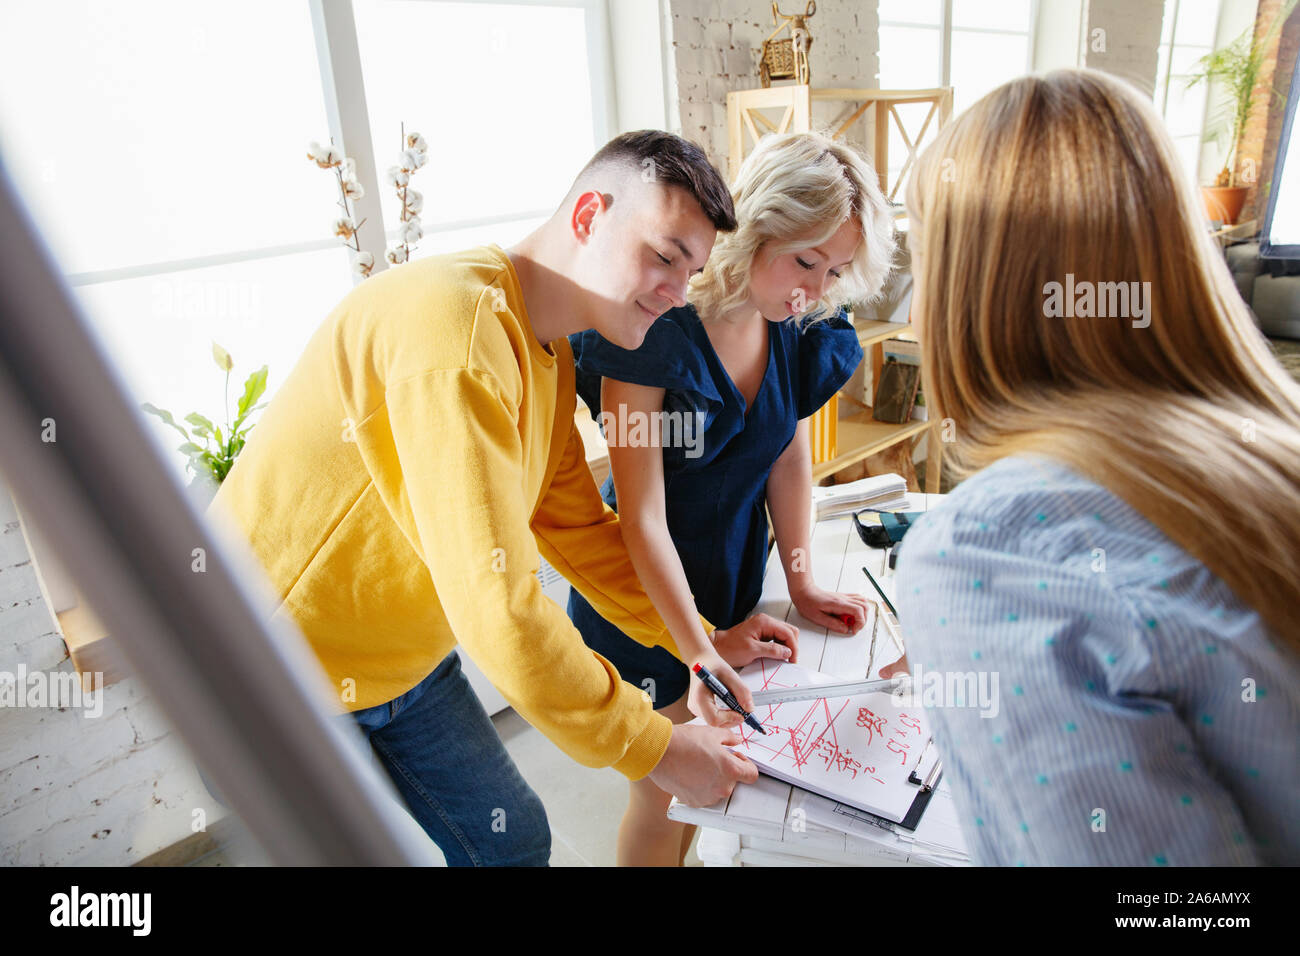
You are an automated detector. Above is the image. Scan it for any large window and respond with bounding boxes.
[877,0,1036,191]
[0,1,352,461]
[1156,0,1224,184]
[351,0,606,260]
[0,0,610,483]
[949,1,1037,115]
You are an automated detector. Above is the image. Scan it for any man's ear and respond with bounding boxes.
[570,189,608,240]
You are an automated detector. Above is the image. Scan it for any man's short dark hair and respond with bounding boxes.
[571,130,737,232]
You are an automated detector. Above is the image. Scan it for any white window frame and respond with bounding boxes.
[878,0,1039,89]
[1156,0,1226,185]
[62,0,617,289]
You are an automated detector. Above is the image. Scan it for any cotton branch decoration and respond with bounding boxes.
[307,129,428,276]
[306,139,374,278]
[384,128,428,266]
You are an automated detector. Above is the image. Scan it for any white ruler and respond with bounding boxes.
[750,676,907,706]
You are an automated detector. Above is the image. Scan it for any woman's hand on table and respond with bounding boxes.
[688,614,800,728]
[789,583,873,635]
[710,612,799,668]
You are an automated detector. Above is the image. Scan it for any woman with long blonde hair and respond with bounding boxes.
[567,131,896,865]
[896,68,1300,865]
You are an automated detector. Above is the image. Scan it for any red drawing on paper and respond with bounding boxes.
[736,660,895,786]
[727,660,934,819]
[855,707,887,746]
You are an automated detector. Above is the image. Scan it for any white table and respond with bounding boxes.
[668,492,972,866]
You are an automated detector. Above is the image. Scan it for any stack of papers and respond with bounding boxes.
[785,781,970,865]
[811,473,908,521]
[668,769,970,866]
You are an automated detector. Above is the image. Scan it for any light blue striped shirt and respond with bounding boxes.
[894,454,1300,866]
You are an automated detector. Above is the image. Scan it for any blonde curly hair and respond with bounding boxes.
[689,131,896,322]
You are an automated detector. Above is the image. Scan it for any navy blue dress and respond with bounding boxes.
[566,304,863,707]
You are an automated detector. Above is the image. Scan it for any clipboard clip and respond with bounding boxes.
[906,736,942,791]
[908,759,943,792]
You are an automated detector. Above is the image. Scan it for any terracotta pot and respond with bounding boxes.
[1201,185,1248,225]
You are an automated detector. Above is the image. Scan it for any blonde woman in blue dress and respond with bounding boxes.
[568,131,897,865]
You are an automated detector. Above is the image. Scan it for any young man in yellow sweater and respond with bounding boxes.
[210,131,799,865]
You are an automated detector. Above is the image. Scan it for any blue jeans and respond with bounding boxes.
[347,651,552,866]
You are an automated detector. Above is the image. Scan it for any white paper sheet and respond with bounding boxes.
[730,659,932,822]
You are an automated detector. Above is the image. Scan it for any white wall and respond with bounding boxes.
[0,478,226,864]
[1084,0,1168,97]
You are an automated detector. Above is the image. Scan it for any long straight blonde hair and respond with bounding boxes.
[690,131,895,321]
[905,68,1300,652]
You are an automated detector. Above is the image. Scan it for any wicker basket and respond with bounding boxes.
[762,39,797,82]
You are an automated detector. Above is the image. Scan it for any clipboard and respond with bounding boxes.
[727,660,941,831]
[819,762,941,832]
[896,775,940,830]
[843,745,941,832]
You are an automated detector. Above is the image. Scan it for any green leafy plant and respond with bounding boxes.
[142,342,268,488]
[1187,0,1298,187]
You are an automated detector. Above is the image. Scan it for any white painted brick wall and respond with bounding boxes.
[666,0,881,172]
[667,1,1169,173]
[1,488,66,675]
[0,479,228,865]
[1084,0,1166,98]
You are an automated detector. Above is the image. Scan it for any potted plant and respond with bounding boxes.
[1187,0,1297,224]
[142,342,268,505]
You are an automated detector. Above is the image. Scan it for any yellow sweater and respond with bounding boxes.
[210,244,708,780]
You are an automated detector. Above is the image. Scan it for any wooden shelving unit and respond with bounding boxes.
[857,317,919,399]
[811,412,930,483]
[856,318,914,347]
[805,316,941,490]
[726,85,953,201]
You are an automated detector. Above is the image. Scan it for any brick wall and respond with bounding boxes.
[666,0,1173,179]
[1243,0,1299,220]
[1084,0,1167,98]
[1,484,65,675]
[0,480,226,864]
[665,0,881,173]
